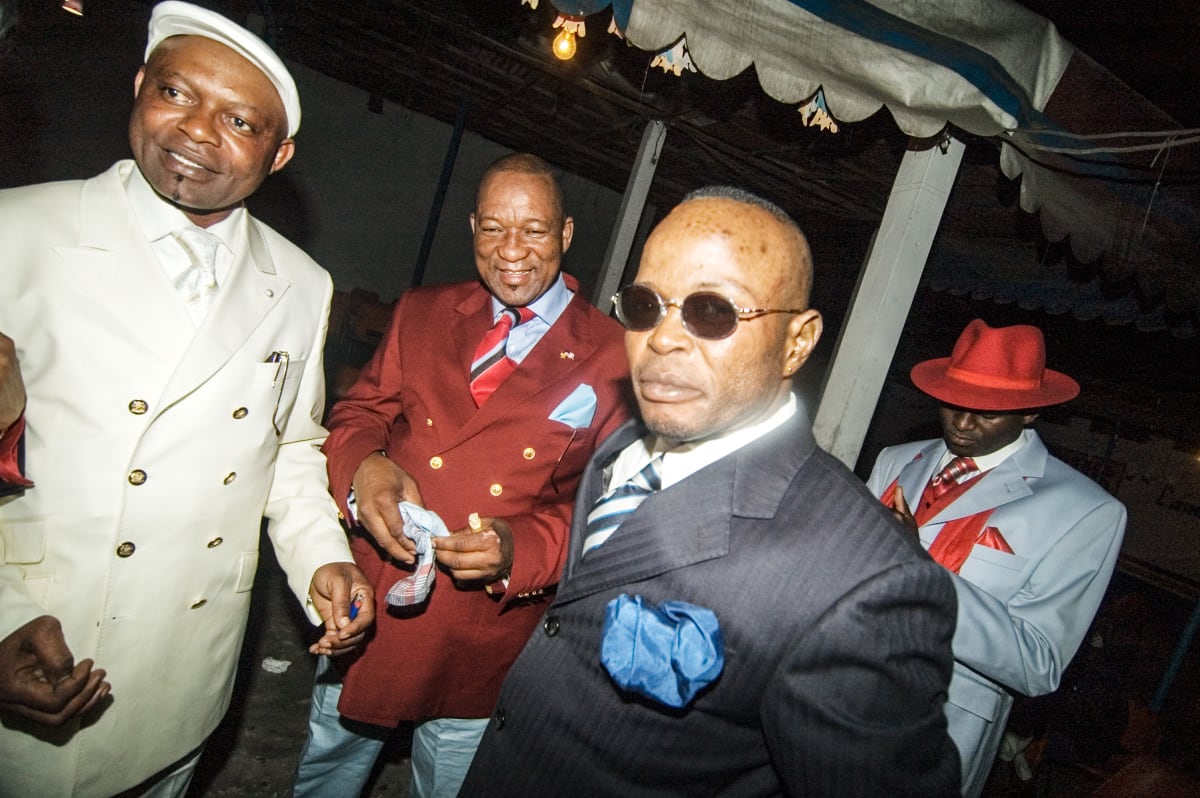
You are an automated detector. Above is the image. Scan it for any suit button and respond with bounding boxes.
[128,399,148,415]
[207,537,223,548]
[489,483,503,496]
[522,447,536,460]
[543,616,559,637]
[492,707,506,731]
[430,456,443,469]
[223,472,237,485]
[116,541,136,557]
[232,407,249,419]
[128,469,147,486]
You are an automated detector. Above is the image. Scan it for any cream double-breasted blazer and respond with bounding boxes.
[0,161,353,797]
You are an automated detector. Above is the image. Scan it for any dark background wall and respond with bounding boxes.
[0,0,625,301]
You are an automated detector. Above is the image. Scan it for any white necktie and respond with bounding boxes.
[173,227,221,325]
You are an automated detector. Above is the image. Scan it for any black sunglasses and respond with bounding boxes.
[612,284,806,340]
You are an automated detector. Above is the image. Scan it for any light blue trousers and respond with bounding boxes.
[293,656,488,798]
[138,746,204,798]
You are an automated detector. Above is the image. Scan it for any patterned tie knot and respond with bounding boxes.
[174,227,220,287]
[582,456,662,555]
[469,305,536,406]
[173,226,221,325]
[929,456,979,499]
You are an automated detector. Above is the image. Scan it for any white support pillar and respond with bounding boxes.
[592,120,667,313]
[813,134,965,469]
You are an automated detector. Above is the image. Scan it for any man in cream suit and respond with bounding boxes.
[461,186,959,796]
[0,4,373,796]
[866,319,1127,797]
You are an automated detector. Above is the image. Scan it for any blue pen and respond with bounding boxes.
[349,592,364,620]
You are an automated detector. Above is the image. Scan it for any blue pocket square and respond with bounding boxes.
[600,594,724,708]
[549,384,597,429]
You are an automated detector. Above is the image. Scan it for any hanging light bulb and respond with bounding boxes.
[550,14,585,61]
[552,28,577,60]
[61,0,84,15]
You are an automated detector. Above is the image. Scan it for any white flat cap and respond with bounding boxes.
[145,1,301,137]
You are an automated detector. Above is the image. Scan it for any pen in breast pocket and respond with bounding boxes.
[266,351,290,435]
[266,350,289,386]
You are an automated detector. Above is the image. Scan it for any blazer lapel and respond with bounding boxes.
[558,412,819,604]
[156,219,288,413]
[70,164,196,359]
[452,288,602,444]
[895,441,942,502]
[439,289,506,433]
[559,456,735,603]
[924,433,1047,524]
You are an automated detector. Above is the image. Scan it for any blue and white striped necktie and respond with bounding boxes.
[582,456,662,555]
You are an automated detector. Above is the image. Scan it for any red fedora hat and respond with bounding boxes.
[910,319,1079,411]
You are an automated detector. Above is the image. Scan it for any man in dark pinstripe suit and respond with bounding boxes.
[461,186,959,797]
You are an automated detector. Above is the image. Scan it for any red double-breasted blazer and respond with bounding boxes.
[324,275,631,723]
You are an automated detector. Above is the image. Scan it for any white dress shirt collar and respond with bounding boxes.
[124,162,244,286]
[488,273,572,365]
[608,392,800,491]
[936,428,1032,474]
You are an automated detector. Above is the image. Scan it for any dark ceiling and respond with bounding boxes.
[268,0,982,232]
[252,0,1198,318]
[1017,0,1200,130]
[2,0,1196,439]
[270,0,909,235]
[257,0,1198,442]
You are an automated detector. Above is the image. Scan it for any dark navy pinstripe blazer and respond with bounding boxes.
[463,412,961,797]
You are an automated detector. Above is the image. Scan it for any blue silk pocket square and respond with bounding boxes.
[600,593,724,708]
[549,384,597,429]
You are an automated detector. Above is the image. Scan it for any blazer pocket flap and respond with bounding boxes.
[1,518,46,564]
[236,551,259,593]
[965,544,1028,572]
[948,664,1009,720]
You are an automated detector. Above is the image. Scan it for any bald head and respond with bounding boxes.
[476,153,566,223]
[673,186,813,309]
[625,186,823,443]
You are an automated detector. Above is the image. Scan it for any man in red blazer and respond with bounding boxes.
[0,332,29,498]
[294,153,631,797]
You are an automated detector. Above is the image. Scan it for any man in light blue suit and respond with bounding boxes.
[867,318,1127,798]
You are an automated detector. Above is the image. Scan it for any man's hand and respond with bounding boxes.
[433,516,514,584]
[0,616,110,726]
[308,563,375,657]
[0,332,26,430]
[888,486,920,538]
[351,452,423,565]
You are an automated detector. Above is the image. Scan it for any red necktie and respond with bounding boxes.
[469,306,534,406]
[927,456,978,501]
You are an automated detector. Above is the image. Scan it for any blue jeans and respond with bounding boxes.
[410,716,489,798]
[138,746,204,798]
[293,657,490,798]
[293,657,388,798]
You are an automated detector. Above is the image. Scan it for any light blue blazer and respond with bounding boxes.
[867,430,1126,798]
